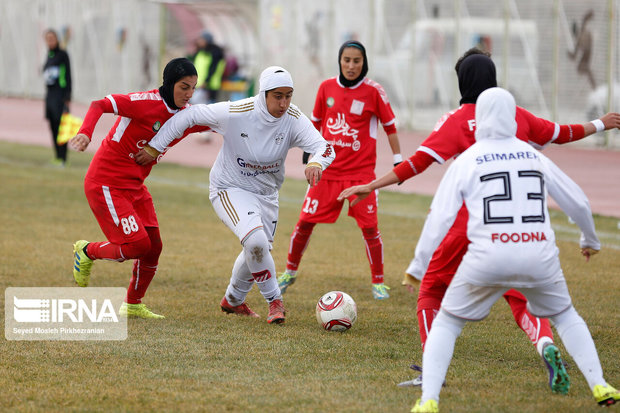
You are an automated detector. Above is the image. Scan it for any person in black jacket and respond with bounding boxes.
[43,29,72,166]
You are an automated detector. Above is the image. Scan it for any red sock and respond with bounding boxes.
[417,306,439,351]
[286,220,315,272]
[126,227,162,304]
[362,227,384,284]
[504,289,554,346]
[86,241,124,261]
[86,237,151,261]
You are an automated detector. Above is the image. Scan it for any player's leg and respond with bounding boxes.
[348,187,388,299]
[524,281,618,405]
[125,227,161,304]
[73,182,152,287]
[503,288,568,393]
[413,309,465,412]
[400,233,467,387]
[503,289,555,352]
[211,189,283,324]
[221,251,260,318]
[279,219,316,292]
[279,179,342,293]
[414,277,504,411]
[417,232,468,348]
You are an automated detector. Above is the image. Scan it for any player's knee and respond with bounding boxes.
[143,227,163,262]
[242,229,270,264]
[551,306,585,335]
[121,236,152,260]
[361,226,380,240]
[296,220,316,234]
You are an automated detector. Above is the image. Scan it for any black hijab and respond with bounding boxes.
[457,54,497,104]
[338,40,368,87]
[158,57,197,110]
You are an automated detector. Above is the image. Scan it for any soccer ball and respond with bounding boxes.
[316,291,357,331]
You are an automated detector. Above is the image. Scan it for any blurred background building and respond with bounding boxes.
[1,0,618,146]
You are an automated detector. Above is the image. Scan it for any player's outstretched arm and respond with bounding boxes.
[337,171,400,206]
[593,112,620,133]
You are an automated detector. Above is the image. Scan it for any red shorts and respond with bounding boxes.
[84,179,156,244]
[417,231,469,309]
[299,179,378,228]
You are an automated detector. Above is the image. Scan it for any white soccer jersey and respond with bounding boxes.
[411,88,600,288]
[148,96,335,196]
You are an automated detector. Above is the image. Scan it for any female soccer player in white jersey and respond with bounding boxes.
[69,58,210,319]
[277,40,402,300]
[411,87,619,412]
[134,66,335,324]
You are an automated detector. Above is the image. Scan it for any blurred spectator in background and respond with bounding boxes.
[568,9,596,89]
[43,28,72,166]
[191,31,226,104]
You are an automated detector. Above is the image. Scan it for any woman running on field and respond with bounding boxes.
[69,58,210,319]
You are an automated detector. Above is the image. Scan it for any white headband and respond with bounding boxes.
[259,66,294,92]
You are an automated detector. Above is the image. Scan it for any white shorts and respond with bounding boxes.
[441,274,573,321]
[210,187,279,246]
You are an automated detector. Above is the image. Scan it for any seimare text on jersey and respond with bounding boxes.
[476,151,539,164]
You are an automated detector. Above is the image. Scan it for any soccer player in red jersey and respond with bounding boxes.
[277,40,402,300]
[338,48,620,389]
[69,58,210,319]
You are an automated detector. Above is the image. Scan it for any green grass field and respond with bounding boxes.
[0,141,618,412]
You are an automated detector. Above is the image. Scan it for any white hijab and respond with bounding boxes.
[255,66,294,124]
[474,87,517,141]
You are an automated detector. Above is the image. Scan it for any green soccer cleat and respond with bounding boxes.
[372,283,390,300]
[119,303,165,319]
[542,343,570,394]
[72,240,93,287]
[593,384,620,406]
[277,271,297,294]
[411,398,439,413]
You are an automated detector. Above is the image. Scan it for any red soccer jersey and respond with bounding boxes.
[417,103,563,235]
[82,89,208,189]
[312,77,397,181]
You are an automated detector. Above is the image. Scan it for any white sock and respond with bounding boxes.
[421,310,466,403]
[536,336,554,357]
[552,306,606,389]
[225,251,254,306]
[243,230,281,303]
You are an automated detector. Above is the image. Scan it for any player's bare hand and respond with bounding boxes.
[69,133,90,152]
[337,185,371,206]
[600,112,620,130]
[402,272,421,294]
[581,247,599,262]
[305,165,322,187]
[134,148,156,165]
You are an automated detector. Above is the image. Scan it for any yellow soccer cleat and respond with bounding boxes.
[372,283,390,300]
[119,303,165,319]
[593,384,620,406]
[411,398,439,413]
[277,271,297,294]
[72,240,93,287]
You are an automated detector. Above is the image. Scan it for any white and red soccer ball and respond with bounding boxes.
[316,291,357,331]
